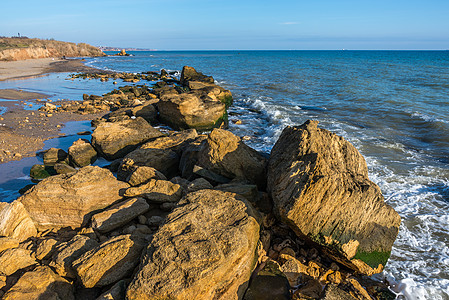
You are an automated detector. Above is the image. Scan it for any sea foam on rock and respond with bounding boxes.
[267,120,401,275]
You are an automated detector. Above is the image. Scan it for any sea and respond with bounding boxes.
[0,50,448,299]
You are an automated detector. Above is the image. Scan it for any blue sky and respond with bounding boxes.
[1,0,448,50]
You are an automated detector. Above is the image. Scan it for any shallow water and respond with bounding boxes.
[0,51,448,298]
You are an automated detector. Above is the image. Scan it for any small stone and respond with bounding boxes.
[123,225,137,234]
[160,202,175,211]
[138,215,147,225]
[147,215,164,227]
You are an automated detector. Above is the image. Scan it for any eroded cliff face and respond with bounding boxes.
[0,38,105,61]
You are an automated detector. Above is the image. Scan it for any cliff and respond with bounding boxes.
[0,37,105,61]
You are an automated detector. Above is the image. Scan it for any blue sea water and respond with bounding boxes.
[1,50,449,299]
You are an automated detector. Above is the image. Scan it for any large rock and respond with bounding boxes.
[43,147,68,166]
[73,234,145,288]
[19,166,129,230]
[126,166,167,186]
[138,129,198,154]
[124,179,182,203]
[68,138,97,167]
[244,260,291,300]
[197,129,267,189]
[91,117,164,160]
[132,103,158,124]
[96,280,128,300]
[126,189,260,300]
[0,248,36,276]
[157,92,227,131]
[118,130,198,181]
[49,234,99,278]
[0,237,19,252]
[0,201,37,242]
[189,83,233,108]
[119,148,179,180]
[267,120,401,275]
[2,266,75,300]
[91,197,150,233]
[180,66,214,86]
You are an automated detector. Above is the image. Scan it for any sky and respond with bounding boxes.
[1,0,449,50]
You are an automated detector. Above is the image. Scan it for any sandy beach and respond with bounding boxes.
[0,58,101,83]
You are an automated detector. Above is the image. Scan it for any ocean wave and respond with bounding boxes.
[411,111,449,125]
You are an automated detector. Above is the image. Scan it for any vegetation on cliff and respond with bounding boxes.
[0,37,105,61]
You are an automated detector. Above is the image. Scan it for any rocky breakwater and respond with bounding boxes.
[0,65,401,299]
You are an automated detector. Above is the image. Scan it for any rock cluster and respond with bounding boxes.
[0,66,400,299]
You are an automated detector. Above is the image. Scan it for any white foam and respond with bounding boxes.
[411,111,449,124]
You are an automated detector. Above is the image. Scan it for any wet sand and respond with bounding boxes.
[0,58,109,163]
[0,58,103,82]
[0,100,105,163]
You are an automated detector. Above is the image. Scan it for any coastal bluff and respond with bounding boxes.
[0,37,105,61]
[0,67,400,299]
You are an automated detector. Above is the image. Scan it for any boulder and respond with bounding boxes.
[91,197,150,233]
[19,166,129,230]
[124,179,182,203]
[138,129,198,154]
[126,166,167,186]
[73,234,145,288]
[189,83,233,108]
[68,138,97,167]
[197,129,267,189]
[157,92,227,131]
[43,147,68,165]
[96,280,128,300]
[30,164,52,180]
[54,162,77,174]
[119,148,179,180]
[118,130,199,181]
[0,237,19,252]
[91,117,164,160]
[2,266,74,300]
[216,183,259,204]
[131,103,158,124]
[0,248,36,276]
[180,66,214,86]
[126,189,260,300]
[244,260,291,300]
[0,201,37,242]
[35,238,58,260]
[322,284,357,300]
[49,234,99,278]
[186,178,213,193]
[267,120,401,275]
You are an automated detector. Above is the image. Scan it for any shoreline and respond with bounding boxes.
[0,57,105,82]
[0,58,109,163]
